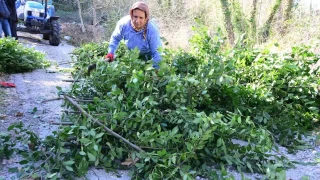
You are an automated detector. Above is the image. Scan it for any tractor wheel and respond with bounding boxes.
[49,20,60,46]
[43,34,50,40]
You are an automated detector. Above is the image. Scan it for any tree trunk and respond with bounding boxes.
[92,0,98,26]
[250,0,258,41]
[76,0,86,33]
[281,0,294,35]
[261,0,282,42]
[220,0,235,46]
[231,0,248,34]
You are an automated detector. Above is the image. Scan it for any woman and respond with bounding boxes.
[106,1,162,68]
[0,0,11,37]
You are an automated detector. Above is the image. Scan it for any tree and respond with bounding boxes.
[77,0,86,32]
[92,0,98,26]
[250,0,258,42]
[281,0,294,35]
[261,0,283,42]
[220,0,235,46]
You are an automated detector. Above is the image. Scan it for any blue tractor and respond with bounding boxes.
[16,0,60,46]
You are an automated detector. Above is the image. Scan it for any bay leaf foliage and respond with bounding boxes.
[47,25,319,179]
[0,38,50,73]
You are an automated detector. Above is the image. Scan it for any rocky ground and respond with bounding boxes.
[0,32,319,180]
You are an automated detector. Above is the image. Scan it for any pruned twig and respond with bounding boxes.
[62,79,80,82]
[41,97,63,103]
[63,95,144,152]
[50,122,75,125]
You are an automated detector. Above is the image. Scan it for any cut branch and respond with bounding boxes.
[50,122,75,125]
[41,97,63,103]
[62,79,81,82]
[64,95,144,152]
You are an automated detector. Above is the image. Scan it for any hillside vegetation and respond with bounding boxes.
[57,0,320,51]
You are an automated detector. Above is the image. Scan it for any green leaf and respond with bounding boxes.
[193,118,202,124]
[87,152,96,161]
[79,138,91,144]
[7,124,16,131]
[133,78,138,83]
[19,160,29,165]
[157,149,167,157]
[217,138,222,147]
[47,172,58,178]
[31,173,40,179]
[65,165,74,171]
[246,162,253,173]
[95,132,104,139]
[63,160,75,166]
[185,142,193,151]
[8,167,18,173]
[171,155,176,164]
[94,145,99,151]
[95,158,99,166]
[160,123,167,127]
[59,147,69,153]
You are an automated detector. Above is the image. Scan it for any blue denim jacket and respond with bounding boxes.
[0,0,10,19]
[108,15,162,68]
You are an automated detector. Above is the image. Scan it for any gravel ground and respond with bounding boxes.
[0,32,319,180]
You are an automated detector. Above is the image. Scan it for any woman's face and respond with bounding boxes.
[131,9,147,29]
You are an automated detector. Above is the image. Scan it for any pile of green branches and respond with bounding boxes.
[44,24,319,179]
[0,38,50,73]
[4,25,319,179]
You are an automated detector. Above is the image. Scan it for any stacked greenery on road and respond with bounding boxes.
[5,26,319,179]
[0,38,50,73]
[45,25,319,179]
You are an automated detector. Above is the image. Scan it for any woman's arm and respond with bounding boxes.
[148,22,162,68]
[108,17,128,54]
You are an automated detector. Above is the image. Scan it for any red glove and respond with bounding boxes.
[105,53,114,62]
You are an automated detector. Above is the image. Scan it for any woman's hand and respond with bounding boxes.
[105,53,114,62]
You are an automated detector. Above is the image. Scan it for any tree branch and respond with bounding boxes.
[64,95,144,152]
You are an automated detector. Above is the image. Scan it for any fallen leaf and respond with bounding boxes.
[16,112,24,117]
[121,158,139,166]
[0,114,6,119]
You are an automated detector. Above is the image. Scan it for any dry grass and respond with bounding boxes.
[60,23,109,45]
